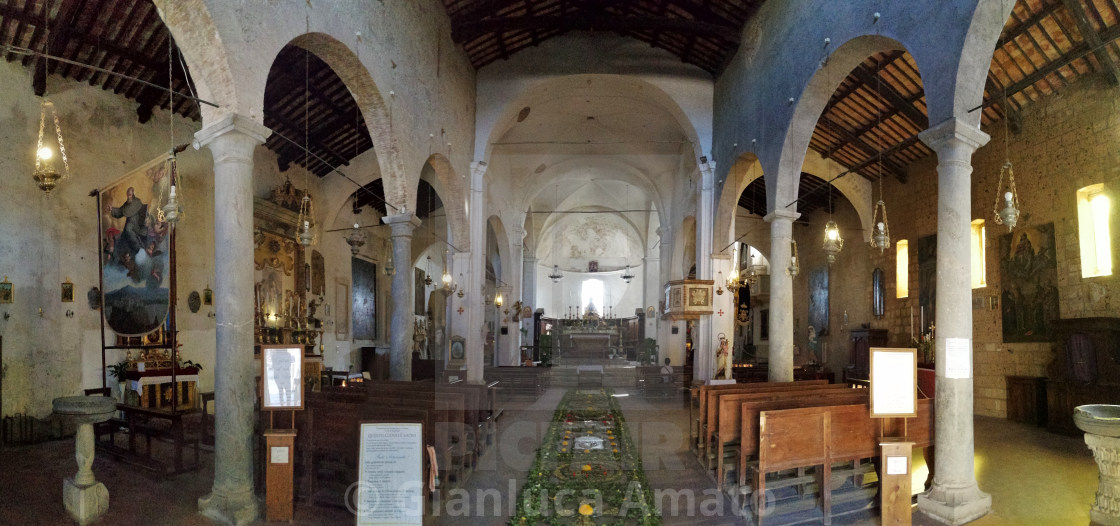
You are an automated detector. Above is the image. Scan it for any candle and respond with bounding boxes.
[910,306,914,341]
[920,306,924,335]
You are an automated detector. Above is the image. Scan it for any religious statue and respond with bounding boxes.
[715,335,732,380]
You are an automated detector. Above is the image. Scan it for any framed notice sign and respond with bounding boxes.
[357,423,423,526]
[261,345,304,410]
[869,347,917,418]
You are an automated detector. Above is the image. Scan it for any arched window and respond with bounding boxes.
[581,279,604,314]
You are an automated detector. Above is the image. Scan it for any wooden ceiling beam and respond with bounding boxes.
[1060,0,1120,84]
[850,61,929,129]
[452,14,740,44]
[997,1,1066,47]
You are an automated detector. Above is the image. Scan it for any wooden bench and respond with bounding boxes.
[694,381,831,464]
[711,388,869,490]
[747,398,935,524]
[691,380,828,456]
[485,367,548,396]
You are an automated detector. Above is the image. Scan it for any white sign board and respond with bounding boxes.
[886,455,909,475]
[870,348,917,418]
[357,423,423,526]
[944,338,972,379]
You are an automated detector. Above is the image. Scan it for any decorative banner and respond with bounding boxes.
[99,155,172,336]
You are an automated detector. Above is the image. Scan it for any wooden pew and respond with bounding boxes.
[690,380,827,456]
[711,388,869,490]
[485,367,549,396]
[748,398,935,525]
[698,381,835,465]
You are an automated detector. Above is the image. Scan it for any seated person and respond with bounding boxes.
[660,357,674,383]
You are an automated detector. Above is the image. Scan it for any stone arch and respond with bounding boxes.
[285,32,408,214]
[774,35,907,235]
[922,1,1019,126]
[715,152,763,254]
[152,0,239,125]
[421,153,468,252]
[480,74,704,165]
[486,215,511,292]
[674,215,697,279]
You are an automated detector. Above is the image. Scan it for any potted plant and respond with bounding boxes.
[108,360,129,403]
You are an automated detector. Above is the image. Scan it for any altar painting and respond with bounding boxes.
[99,155,172,336]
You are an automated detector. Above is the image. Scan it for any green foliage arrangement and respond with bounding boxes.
[510,389,661,525]
[108,360,129,382]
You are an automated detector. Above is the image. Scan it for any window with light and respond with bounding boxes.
[896,240,909,298]
[581,279,604,313]
[971,219,986,288]
[1078,184,1112,277]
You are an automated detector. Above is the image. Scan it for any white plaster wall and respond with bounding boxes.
[0,61,211,417]
[475,32,713,160]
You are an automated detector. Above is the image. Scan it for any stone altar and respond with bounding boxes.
[53,395,117,525]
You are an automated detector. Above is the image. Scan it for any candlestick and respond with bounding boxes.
[920,306,924,336]
[910,306,914,342]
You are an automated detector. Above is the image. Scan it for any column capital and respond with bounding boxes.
[919,117,990,152]
[193,113,270,150]
[763,209,801,224]
[523,255,538,262]
[382,212,422,236]
[470,161,488,184]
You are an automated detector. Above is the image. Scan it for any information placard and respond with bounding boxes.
[357,423,423,526]
[870,347,917,418]
[944,337,972,379]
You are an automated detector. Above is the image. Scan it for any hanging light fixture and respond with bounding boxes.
[726,267,740,290]
[715,271,725,295]
[34,100,70,195]
[822,145,844,263]
[548,264,564,283]
[423,256,434,286]
[621,264,634,284]
[160,154,181,226]
[297,194,314,247]
[869,68,891,254]
[993,93,1021,231]
[384,239,395,276]
[494,289,503,308]
[787,239,800,277]
[346,223,365,255]
[295,42,315,247]
[744,250,759,287]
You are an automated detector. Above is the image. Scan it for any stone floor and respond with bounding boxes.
[0,387,1098,525]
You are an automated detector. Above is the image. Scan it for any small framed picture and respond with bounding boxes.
[0,278,12,304]
[203,286,213,306]
[61,281,74,303]
[261,345,305,410]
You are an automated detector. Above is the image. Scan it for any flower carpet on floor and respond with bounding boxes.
[511,389,660,526]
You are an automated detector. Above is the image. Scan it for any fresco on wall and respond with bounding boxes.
[99,155,172,336]
[1000,222,1059,342]
[918,234,937,332]
[808,265,829,336]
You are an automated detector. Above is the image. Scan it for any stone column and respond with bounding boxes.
[522,255,538,344]
[382,212,422,381]
[500,226,525,365]
[916,117,992,524]
[656,227,682,367]
[466,162,487,383]
[694,158,716,383]
[764,209,799,382]
[194,114,268,526]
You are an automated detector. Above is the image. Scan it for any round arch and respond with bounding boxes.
[421,153,468,252]
[152,0,239,125]
[714,152,764,253]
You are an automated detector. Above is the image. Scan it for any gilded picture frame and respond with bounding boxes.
[61,281,74,303]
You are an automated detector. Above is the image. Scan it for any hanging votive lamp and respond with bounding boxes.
[788,240,800,277]
[744,252,759,287]
[495,291,504,308]
[34,100,71,195]
[823,220,844,264]
[870,199,890,254]
[297,194,314,247]
[346,223,365,255]
[621,265,634,284]
[160,155,181,226]
[384,255,395,276]
[993,163,1021,231]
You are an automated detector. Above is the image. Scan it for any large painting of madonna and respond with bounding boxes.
[99,156,172,336]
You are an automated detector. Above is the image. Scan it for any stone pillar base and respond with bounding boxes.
[917,483,991,525]
[198,488,259,526]
[64,478,108,526]
[1085,433,1120,525]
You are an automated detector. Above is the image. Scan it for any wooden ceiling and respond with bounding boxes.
[3,0,1120,202]
[442,0,763,74]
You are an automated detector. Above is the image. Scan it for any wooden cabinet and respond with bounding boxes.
[846,329,888,383]
[1045,318,1120,435]
[1006,376,1047,426]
